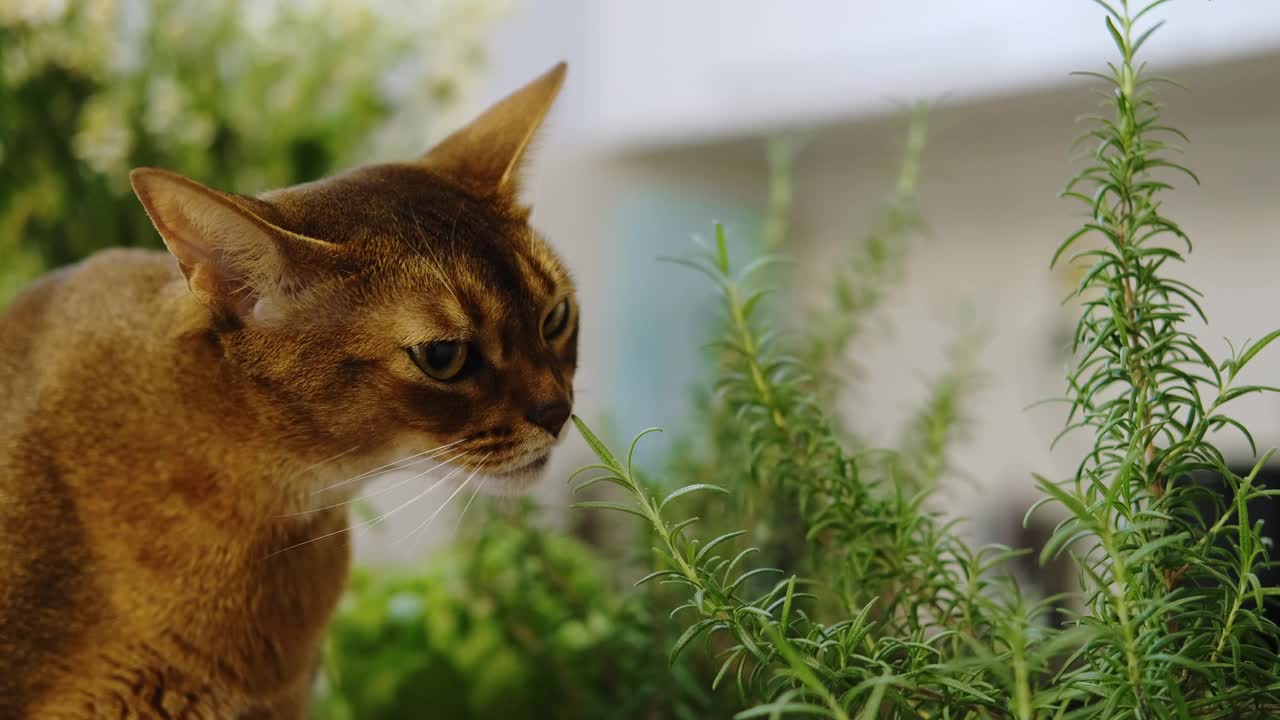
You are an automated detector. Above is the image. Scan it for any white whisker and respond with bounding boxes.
[265,452,474,559]
[394,453,492,546]
[451,476,488,537]
[295,446,360,478]
[279,448,471,518]
[367,456,474,531]
[311,437,467,495]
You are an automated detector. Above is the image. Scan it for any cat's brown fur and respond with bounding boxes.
[0,63,575,718]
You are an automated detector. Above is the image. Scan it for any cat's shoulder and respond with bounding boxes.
[5,247,181,325]
[0,247,188,395]
[6,246,178,308]
[68,246,184,295]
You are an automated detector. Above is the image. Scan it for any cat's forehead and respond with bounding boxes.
[262,163,524,250]
[263,163,571,334]
[379,221,572,348]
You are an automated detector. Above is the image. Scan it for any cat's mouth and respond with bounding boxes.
[490,452,550,477]
[473,450,552,496]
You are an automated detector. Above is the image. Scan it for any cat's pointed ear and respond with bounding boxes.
[419,61,566,196]
[129,167,345,323]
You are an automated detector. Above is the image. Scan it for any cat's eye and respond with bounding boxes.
[542,299,571,341]
[408,341,468,381]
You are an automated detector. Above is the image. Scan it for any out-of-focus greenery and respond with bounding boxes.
[0,0,503,302]
[316,506,612,720]
[315,502,741,720]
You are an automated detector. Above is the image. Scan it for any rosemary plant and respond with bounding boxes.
[573,1,1280,718]
[803,103,927,408]
[1034,0,1280,715]
[572,219,1028,718]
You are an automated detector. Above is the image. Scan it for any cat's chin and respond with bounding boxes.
[480,454,551,496]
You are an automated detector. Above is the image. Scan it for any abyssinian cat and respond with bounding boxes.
[0,63,576,718]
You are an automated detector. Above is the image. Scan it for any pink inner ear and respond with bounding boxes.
[131,167,346,322]
[131,172,266,314]
[175,247,257,316]
[151,200,232,296]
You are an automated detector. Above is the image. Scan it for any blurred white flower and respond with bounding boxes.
[238,0,276,40]
[142,73,184,136]
[331,0,372,34]
[10,0,509,180]
[1,0,71,25]
[73,96,133,176]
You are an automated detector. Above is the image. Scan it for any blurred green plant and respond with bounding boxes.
[657,105,938,596]
[315,501,741,720]
[316,504,610,720]
[0,0,503,302]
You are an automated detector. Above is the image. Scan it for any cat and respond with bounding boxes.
[0,62,576,718]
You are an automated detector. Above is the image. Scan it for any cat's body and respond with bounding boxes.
[1,249,351,717]
[0,65,575,718]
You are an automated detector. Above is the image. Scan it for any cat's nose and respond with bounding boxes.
[525,400,571,437]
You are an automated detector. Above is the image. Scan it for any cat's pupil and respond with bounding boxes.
[423,342,459,369]
[408,341,468,381]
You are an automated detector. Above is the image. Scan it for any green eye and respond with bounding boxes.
[542,299,571,340]
[408,341,468,381]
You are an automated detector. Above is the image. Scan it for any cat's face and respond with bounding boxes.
[131,64,575,494]
[257,163,577,489]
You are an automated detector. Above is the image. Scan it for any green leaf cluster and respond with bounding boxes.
[317,501,738,720]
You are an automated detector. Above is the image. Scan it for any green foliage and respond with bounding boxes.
[660,105,940,596]
[572,2,1280,718]
[0,0,498,302]
[803,103,927,407]
[570,216,1030,716]
[1037,0,1280,713]
[316,502,739,720]
[316,507,612,719]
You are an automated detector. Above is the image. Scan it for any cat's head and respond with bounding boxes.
[129,63,575,495]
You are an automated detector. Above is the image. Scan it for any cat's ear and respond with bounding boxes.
[129,167,345,323]
[419,62,566,196]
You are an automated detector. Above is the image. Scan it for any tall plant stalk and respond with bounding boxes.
[1037,0,1280,715]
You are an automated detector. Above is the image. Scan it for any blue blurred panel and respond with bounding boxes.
[610,183,761,466]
